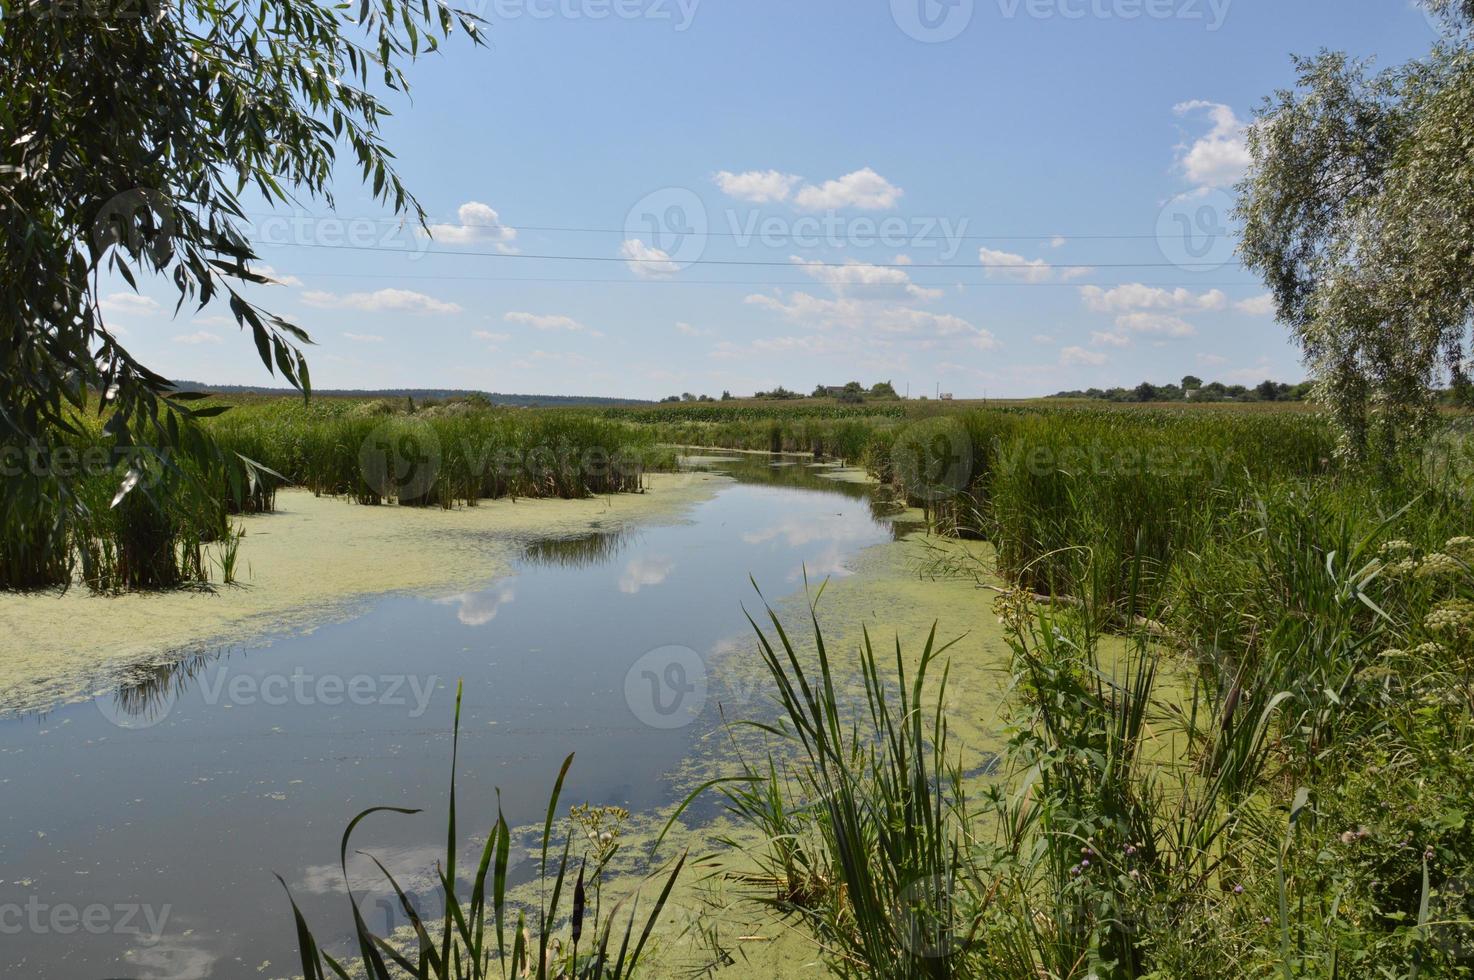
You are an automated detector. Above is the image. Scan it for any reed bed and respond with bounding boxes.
[2,397,675,593]
[630,402,1344,617]
[712,445,1474,978]
[209,399,672,507]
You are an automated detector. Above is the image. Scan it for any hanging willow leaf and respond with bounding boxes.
[1,0,484,581]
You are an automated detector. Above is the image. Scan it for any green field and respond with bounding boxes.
[7,394,1474,977]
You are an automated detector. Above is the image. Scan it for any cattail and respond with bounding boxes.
[571,865,586,946]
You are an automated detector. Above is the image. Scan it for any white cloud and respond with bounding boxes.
[712,169,802,203]
[1114,312,1197,337]
[191,315,237,329]
[173,330,223,345]
[342,331,384,343]
[790,256,941,300]
[1032,334,1056,346]
[1080,283,1227,313]
[504,311,589,333]
[618,555,675,594]
[426,201,518,251]
[473,330,511,344]
[1049,236,1068,249]
[712,167,904,211]
[252,264,303,286]
[675,322,712,336]
[303,288,462,315]
[1173,101,1251,190]
[619,238,680,278]
[793,168,903,211]
[1091,331,1131,347]
[978,246,1054,283]
[743,290,998,352]
[1196,353,1229,367]
[1235,293,1275,316]
[100,293,161,317]
[436,582,515,626]
[1060,346,1107,366]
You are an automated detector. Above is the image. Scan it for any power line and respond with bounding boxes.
[243,210,1170,242]
[263,239,1243,271]
[271,269,1257,288]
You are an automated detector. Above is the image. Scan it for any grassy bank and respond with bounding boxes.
[691,411,1474,977]
[2,395,676,593]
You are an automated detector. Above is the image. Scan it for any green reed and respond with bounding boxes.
[281,682,685,980]
[2,396,675,592]
[711,440,1474,977]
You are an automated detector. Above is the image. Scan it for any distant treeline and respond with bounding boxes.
[1048,377,1313,403]
[171,382,653,407]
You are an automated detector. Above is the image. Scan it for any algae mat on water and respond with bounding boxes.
[0,473,726,717]
[581,528,1018,978]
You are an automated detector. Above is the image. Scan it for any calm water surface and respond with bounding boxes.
[0,457,906,978]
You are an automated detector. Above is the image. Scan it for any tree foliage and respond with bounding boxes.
[0,0,481,581]
[1238,4,1474,455]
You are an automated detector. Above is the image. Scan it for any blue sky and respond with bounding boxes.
[104,0,1447,398]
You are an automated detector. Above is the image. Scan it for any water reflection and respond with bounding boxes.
[435,580,517,626]
[684,452,914,536]
[94,647,231,728]
[618,554,676,594]
[520,528,632,568]
[1,451,912,978]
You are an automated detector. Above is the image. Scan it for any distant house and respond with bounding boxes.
[939,392,954,401]
[817,385,848,397]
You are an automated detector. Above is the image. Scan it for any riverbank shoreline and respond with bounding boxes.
[1,471,728,717]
